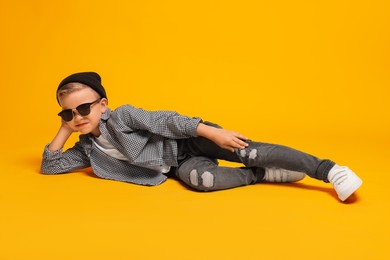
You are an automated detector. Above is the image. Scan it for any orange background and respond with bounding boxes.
[1,0,389,259]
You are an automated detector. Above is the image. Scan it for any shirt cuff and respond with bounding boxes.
[187,117,203,137]
[42,144,63,159]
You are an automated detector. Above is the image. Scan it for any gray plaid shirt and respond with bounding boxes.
[41,105,202,186]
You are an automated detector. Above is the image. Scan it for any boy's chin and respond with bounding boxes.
[76,129,92,135]
[79,131,92,135]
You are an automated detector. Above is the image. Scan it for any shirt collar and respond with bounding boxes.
[100,107,111,121]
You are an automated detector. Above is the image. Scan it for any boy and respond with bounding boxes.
[41,72,363,201]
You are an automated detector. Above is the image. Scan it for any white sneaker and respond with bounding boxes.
[328,165,362,201]
[263,168,306,183]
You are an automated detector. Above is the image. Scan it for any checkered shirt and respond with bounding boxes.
[41,105,202,186]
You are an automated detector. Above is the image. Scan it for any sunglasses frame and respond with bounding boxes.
[58,98,102,122]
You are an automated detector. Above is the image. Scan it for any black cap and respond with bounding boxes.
[57,72,107,103]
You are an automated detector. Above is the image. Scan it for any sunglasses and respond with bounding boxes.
[58,98,101,122]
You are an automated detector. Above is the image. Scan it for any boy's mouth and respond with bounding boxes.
[76,122,88,128]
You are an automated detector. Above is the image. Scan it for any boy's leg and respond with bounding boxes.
[175,156,260,191]
[179,137,334,182]
[178,136,362,200]
[237,141,335,182]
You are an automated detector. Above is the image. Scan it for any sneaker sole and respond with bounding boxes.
[289,172,306,182]
[264,171,306,183]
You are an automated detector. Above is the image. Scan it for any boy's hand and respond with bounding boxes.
[196,123,249,152]
[60,120,75,134]
[211,128,249,152]
[47,120,75,151]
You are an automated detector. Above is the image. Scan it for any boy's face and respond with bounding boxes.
[58,87,107,136]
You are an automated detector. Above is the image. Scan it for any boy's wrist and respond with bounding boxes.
[196,123,216,139]
[48,124,74,151]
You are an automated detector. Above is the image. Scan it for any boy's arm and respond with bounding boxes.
[196,123,249,152]
[118,105,248,152]
[41,124,91,174]
[117,105,202,138]
[48,123,74,151]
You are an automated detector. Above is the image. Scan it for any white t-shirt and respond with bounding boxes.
[93,135,171,174]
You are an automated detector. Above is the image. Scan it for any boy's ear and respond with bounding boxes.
[100,98,108,112]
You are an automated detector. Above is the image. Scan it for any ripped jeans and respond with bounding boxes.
[175,134,335,192]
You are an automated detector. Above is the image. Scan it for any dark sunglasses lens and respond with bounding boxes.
[59,110,73,122]
[76,103,92,116]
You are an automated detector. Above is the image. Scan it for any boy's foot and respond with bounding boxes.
[262,168,306,183]
[328,165,362,201]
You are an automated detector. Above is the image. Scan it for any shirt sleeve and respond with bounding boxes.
[40,135,91,174]
[114,105,203,139]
